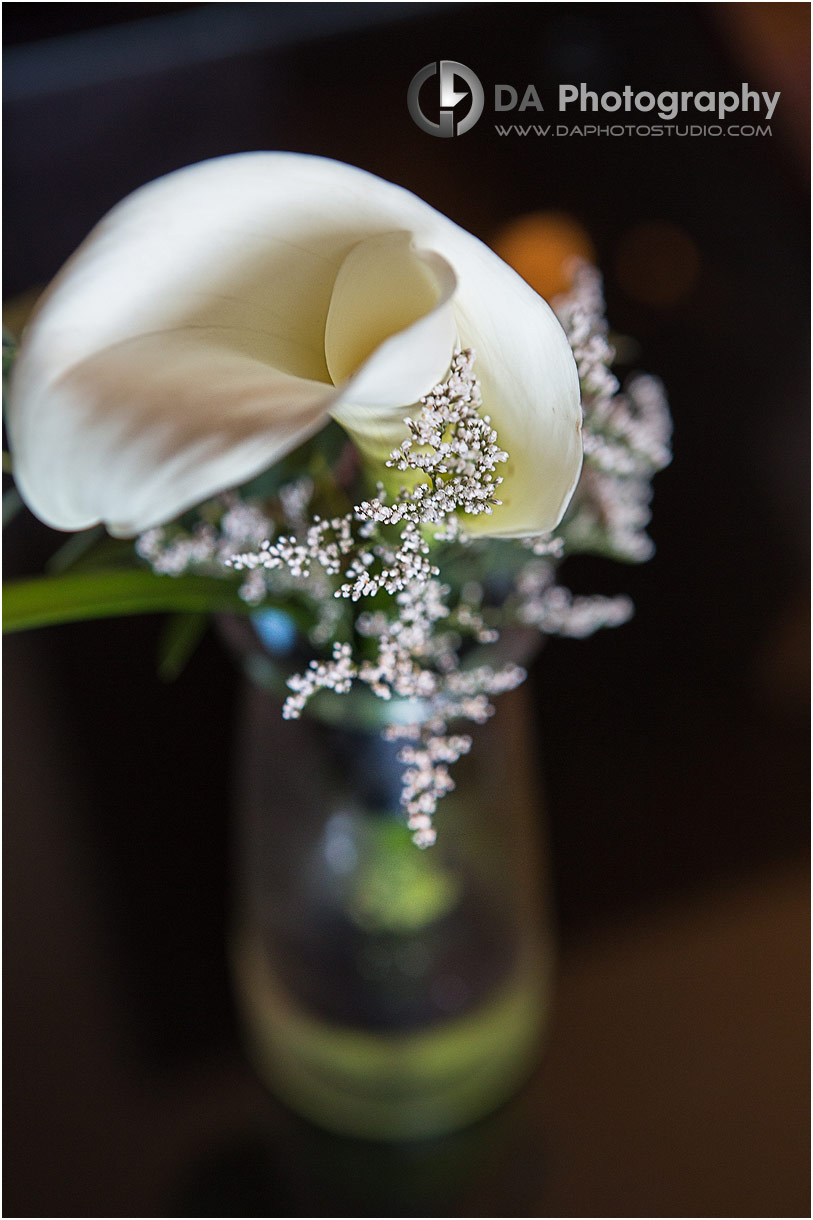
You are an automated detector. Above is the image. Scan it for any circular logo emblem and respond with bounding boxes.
[408,60,484,138]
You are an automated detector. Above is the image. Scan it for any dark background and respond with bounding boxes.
[4,3,809,1217]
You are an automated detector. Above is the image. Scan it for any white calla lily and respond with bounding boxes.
[8,153,582,538]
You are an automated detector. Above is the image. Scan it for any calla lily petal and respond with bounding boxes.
[8,153,581,538]
[327,232,458,460]
[27,335,336,537]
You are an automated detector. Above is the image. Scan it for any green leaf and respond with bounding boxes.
[3,331,18,420]
[3,328,18,374]
[2,569,254,634]
[45,524,107,573]
[157,611,208,681]
[2,486,23,529]
[54,534,142,574]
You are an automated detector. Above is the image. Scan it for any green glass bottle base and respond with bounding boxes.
[233,929,549,1142]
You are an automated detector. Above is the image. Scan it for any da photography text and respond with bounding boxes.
[408,61,779,138]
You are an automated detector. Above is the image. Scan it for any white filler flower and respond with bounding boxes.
[8,153,582,538]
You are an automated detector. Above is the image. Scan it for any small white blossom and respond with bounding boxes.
[554,261,672,562]
[282,642,357,720]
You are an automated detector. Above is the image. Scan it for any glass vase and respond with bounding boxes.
[227,622,555,1142]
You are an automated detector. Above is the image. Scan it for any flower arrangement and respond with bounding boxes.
[3,154,671,848]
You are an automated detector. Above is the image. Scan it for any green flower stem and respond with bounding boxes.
[157,611,209,681]
[2,568,262,633]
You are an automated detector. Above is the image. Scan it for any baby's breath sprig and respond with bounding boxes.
[134,269,672,847]
[355,347,507,531]
[227,349,521,847]
[552,260,672,561]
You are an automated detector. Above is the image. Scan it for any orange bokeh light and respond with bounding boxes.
[493,211,595,300]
